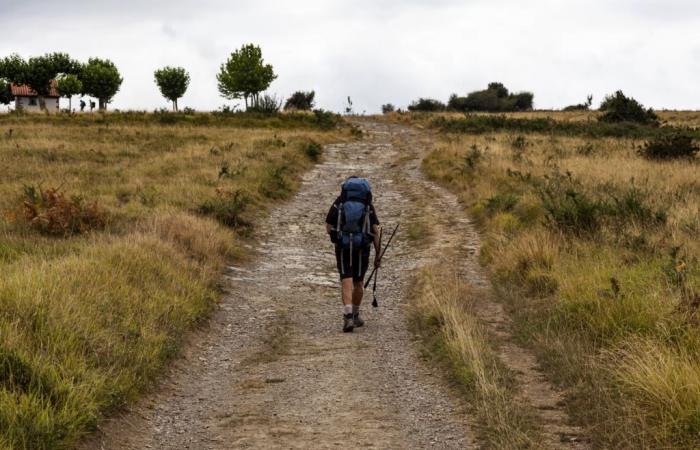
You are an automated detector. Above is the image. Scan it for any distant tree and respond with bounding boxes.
[381,103,395,114]
[407,98,446,112]
[154,66,190,111]
[0,54,27,82]
[599,91,658,125]
[56,74,82,111]
[487,82,509,98]
[80,58,123,110]
[217,44,276,109]
[284,90,315,110]
[0,79,13,105]
[449,82,534,112]
[0,53,80,111]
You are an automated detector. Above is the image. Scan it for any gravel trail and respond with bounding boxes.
[84,120,476,449]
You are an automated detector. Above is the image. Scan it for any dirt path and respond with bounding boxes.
[85,120,584,449]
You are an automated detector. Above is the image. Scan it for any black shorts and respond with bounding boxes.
[335,246,371,282]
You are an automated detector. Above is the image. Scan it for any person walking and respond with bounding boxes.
[325,176,381,332]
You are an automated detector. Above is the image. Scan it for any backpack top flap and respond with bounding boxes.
[341,177,372,204]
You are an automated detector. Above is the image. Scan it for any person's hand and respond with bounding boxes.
[374,255,382,268]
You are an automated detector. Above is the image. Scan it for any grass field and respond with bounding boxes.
[0,112,346,449]
[398,111,700,449]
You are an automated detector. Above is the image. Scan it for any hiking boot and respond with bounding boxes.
[353,313,364,328]
[343,314,355,333]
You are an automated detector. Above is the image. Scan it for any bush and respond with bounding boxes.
[408,98,446,112]
[381,103,395,114]
[304,141,322,161]
[197,189,251,229]
[637,133,699,160]
[12,186,106,236]
[248,93,282,114]
[599,91,659,125]
[538,172,604,235]
[449,82,534,112]
[312,109,342,130]
[284,91,315,110]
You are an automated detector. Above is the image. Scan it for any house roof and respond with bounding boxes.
[10,80,60,98]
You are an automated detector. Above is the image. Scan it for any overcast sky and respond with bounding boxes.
[1,0,699,112]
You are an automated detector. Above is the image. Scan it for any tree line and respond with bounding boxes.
[0,44,318,113]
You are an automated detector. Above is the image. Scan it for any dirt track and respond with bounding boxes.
[85,120,584,449]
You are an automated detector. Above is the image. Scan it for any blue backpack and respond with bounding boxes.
[336,178,373,250]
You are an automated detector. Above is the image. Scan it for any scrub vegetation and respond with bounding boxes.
[399,109,700,449]
[0,112,345,449]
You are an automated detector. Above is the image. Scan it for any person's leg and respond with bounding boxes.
[352,281,364,307]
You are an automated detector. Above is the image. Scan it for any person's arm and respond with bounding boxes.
[372,224,382,267]
[326,223,333,234]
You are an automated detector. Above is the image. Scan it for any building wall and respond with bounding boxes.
[14,96,60,113]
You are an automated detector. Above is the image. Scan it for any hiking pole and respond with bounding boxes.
[364,223,400,290]
[371,228,383,307]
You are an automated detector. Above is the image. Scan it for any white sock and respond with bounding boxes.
[352,305,360,315]
[344,304,353,315]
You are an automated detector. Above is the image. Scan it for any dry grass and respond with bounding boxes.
[410,267,543,449]
[414,114,700,448]
[0,114,345,449]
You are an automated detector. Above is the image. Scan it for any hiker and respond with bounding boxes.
[326,176,381,332]
[79,99,86,112]
[89,100,96,112]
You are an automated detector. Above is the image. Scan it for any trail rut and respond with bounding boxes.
[84,119,584,449]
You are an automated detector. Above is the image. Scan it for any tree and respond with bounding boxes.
[154,66,190,111]
[0,79,13,105]
[598,91,658,125]
[0,54,27,82]
[1,52,80,110]
[217,44,276,109]
[381,103,395,114]
[80,58,123,110]
[407,98,446,112]
[284,90,315,110]
[56,74,82,111]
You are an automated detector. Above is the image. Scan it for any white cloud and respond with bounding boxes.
[1,0,698,112]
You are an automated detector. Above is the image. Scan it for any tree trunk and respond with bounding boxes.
[173,99,178,112]
[68,96,72,112]
[244,95,249,109]
[38,96,46,111]
[99,99,106,110]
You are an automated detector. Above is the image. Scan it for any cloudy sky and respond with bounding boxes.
[1,0,699,112]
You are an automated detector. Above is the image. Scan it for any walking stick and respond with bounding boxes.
[371,228,383,307]
[365,223,400,298]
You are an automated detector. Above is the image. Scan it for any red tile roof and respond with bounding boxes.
[10,80,59,98]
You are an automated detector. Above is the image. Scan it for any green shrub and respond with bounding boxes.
[313,109,342,130]
[381,103,395,114]
[539,172,604,235]
[485,193,519,213]
[284,91,315,110]
[259,165,291,199]
[197,189,251,229]
[248,93,282,114]
[304,141,322,161]
[448,82,534,112]
[638,133,699,160]
[408,98,446,112]
[599,91,659,125]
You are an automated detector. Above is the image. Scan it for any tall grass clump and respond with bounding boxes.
[411,267,543,449]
